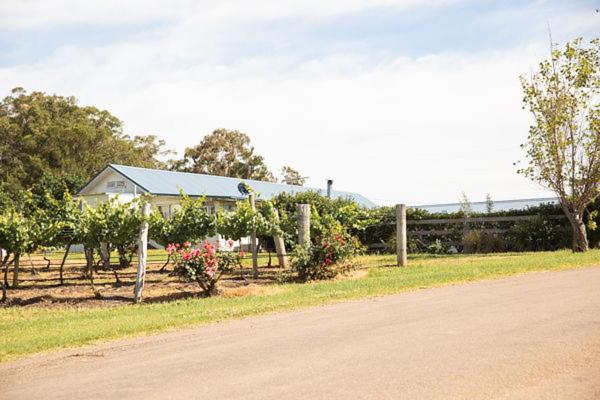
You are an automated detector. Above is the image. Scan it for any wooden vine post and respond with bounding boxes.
[297,204,310,246]
[134,202,151,303]
[250,193,259,279]
[272,209,288,268]
[396,204,407,267]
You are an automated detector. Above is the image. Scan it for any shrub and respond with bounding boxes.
[426,239,446,254]
[169,241,235,295]
[462,230,505,253]
[506,216,569,251]
[149,193,215,247]
[292,232,362,281]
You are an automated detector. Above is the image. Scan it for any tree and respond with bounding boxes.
[519,38,600,252]
[485,194,494,214]
[172,129,275,181]
[459,192,472,217]
[0,210,31,302]
[0,87,169,197]
[280,166,306,186]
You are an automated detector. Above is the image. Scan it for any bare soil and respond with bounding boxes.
[2,254,290,308]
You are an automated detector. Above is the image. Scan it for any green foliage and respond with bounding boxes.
[462,231,505,253]
[170,242,233,295]
[518,38,600,251]
[280,165,306,185]
[362,202,583,254]
[216,198,281,242]
[30,172,86,210]
[272,191,375,246]
[292,231,362,281]
[216,200,261,241]
[171,128,276,181]
[506,216,570,252]
[150,194,215,246]
[0,211,33,258]
[81,196,148,269]
[0,87,169,197]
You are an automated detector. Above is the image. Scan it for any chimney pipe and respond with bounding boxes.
[326,179,333,198]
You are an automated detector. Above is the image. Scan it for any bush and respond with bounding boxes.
[426,239,447,254]
[506,216,569,251]
[292,232,362,281]
[169,241,235,295]
[462,230,505,253]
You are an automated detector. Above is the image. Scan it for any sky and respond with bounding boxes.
[0,0,598,206]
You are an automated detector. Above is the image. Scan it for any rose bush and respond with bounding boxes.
[169,241,236,295]
[292,231,362,281]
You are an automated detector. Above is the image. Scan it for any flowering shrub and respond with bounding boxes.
[292,231,362,281]
[168,241,234,295]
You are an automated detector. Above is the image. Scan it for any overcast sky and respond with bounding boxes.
[1,0,598,205]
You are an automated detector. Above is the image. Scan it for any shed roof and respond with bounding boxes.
[80,164,377,208]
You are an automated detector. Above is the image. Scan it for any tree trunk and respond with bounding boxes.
[1,255,10,303]
[100,242,111,270]
[569,216,589,252]
[12,253,20,288]
[59,243,71,285]
[561,202,589,252]
[159,253,171,273]
[84,247,98,296]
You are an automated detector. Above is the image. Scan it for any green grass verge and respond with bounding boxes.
[1,250,599,362]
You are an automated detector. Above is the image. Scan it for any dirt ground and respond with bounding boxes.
[2,252,294,308]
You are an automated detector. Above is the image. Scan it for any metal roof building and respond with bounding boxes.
[78,164,377,208]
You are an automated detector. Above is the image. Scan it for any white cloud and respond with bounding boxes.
[2,0,592,204]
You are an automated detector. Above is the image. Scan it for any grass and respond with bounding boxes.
[1,250,599,363]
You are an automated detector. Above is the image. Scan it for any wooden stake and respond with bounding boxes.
[396,204,407,267]
[134,202,151,303]
[272,209,288,268]
[250,194,259,279]
[12,253,20,287]
[297,204,310,246]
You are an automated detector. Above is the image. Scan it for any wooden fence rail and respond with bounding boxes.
[407,214,567,237]
[407,214,566,225]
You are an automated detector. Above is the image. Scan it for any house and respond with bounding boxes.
[77,164,377,248]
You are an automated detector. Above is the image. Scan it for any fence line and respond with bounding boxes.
[407,214,566,225]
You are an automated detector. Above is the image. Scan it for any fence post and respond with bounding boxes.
[396,204,407,267]
[273,209,288,268]
[134,202,151,303]
[250,194,259,279]
[297,204,310,246]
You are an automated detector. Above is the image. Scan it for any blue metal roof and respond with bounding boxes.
[106,164,377,208]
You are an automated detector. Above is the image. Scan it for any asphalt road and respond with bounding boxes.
[2,267,600,400]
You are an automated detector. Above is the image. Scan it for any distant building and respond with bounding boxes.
[413,197,559,214]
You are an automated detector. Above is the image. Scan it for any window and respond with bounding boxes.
[203,205,215,215]
[107,180,126,190]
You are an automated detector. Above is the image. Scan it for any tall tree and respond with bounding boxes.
[0,88,169,197]
[519,38,600,252]
[280,165,306,186]
[172,128,275,181]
